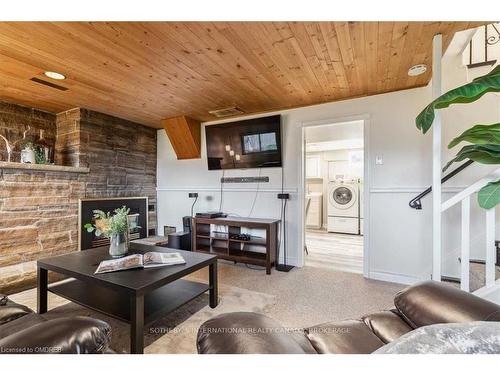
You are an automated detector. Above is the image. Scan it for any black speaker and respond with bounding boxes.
[183,216,192,233]
[167,231,192,251]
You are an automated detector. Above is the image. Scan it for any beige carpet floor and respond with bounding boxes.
[11,261,404,353]
[11,280,276,354]
[190,261,403,329]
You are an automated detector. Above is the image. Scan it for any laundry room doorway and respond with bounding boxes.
[301,118,368,275]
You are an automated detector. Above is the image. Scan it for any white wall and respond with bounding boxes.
[157,38,500,284]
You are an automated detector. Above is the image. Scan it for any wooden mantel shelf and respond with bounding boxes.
[0,161,90,173]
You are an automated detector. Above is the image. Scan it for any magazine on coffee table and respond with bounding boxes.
[95,252,186,274]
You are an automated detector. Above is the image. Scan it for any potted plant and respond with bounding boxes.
[416,65,500,209]
[84,206,131,257]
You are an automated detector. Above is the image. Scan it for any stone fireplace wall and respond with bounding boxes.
[0,100,56,162]
[0,167,86,292]
[56,108,157,205]
[0,102,157,294]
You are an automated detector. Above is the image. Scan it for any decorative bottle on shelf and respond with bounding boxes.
[36,129,53,164]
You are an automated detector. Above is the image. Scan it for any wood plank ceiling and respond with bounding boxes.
[0,22,482,128]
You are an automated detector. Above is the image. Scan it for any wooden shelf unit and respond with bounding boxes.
[192,216,280,274]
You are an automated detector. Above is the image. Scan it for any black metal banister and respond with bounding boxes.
[409,160,475,209]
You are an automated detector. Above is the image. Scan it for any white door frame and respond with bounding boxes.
[298,114,371,278]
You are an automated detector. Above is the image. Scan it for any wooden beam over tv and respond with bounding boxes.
[162,116,201,160]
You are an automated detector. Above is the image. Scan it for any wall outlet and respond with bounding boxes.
[277,193,290,200]
[375,156,384,165]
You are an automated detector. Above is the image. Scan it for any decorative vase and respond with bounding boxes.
[109,232,129,258]
[20,147,36,164]
[35,129,54,163]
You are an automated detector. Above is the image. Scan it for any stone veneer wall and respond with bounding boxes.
[0,103,157,294]
[56,108,157,231]
[0,168,86,293]
[0,100,56,162]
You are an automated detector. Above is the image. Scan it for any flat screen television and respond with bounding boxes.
[205,115,282,170]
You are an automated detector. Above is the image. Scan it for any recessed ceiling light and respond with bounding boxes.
[44,71,66,80]
[407,64,427,77]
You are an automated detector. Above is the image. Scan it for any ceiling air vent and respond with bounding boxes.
[30,77,68,91]
[208,106,244,118]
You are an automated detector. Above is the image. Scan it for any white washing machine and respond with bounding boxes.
[327,178,360,234]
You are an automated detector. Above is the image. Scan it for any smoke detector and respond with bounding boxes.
[408,64,427,76]
[208,107,244,118]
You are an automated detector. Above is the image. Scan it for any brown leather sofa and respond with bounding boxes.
[0,294,112,354]
[197,281,500,354]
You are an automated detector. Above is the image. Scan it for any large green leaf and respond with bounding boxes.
[416,65,500,134]
[443,144,500,171]
[448,123,500,148]
[478,179,500,209]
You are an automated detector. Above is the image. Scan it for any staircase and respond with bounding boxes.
[443,259,500,293]
[440,168,500,294]
[411,31,500,303]
[410,164,500,301]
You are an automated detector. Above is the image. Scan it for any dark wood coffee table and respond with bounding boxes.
[37,243,218,354]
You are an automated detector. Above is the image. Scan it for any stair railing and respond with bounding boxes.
[440,167,500,292]
[409,160,474,209]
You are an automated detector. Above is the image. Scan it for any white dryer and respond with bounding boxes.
[327,178,360,234]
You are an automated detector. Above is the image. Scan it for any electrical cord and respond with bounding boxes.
[248,167,262,217]
[245,263,266,271]
[219,169,225,212]
[225,213,242,217]
[283,198,288,266]
[277,166,284,260]
[190,196,198,218]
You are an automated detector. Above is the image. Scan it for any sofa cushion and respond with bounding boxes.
[362,310,413,344]
[0,299,34,326]
[394,281,500,328]
[197,312,317,354]
[0,317,112,354]
[305,319,385,354]
[0,313,47,340]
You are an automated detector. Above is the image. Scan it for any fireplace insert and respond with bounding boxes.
[79,197,149,250]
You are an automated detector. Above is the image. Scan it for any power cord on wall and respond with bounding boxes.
[276,166,284,260]
[219,169,225,212]
[247,168,262,217]
[276,166,293,272]
[190,195,198,218]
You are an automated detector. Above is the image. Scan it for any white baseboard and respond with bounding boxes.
[368,271,424,286]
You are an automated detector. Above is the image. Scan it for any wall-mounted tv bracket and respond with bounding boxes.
[220,176,269,183]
